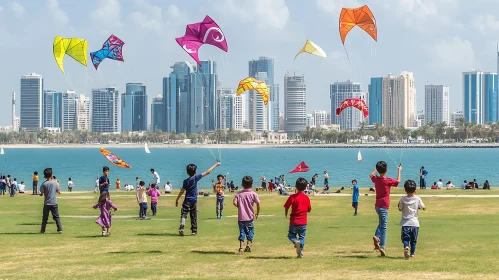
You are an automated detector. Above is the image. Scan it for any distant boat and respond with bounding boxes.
[144,143,151,154]
[0,148,4,155]
[358,151,362,162]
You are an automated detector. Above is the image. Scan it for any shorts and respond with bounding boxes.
[352,202,358,208]
[238,220,254,242]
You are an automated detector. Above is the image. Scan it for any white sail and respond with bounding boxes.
[357,151,362,162]
[0,148,4,155]
[144,143,151,154]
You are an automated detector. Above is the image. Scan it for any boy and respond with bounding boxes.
[68,177,74,192]
[176,162,220,236]
[233,176,260,253]
[137,181,148,219]
[370,161,402,256]
[18,181,26,194]
[94,177,99,193]
[215,174,225,219]
[164,181,172,194]
[33,171,39,195]
[398,180,425,260]
[39,168,62,234]
[284,178,311,258]
[351,179,359,216]
[147,183,161,216]
[99,166,110,198]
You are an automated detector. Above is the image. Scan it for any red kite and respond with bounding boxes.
[336,98,369,118]
[288,161,310,174]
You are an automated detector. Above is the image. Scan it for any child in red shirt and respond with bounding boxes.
[370,161,401,257]
[284,178,311,258]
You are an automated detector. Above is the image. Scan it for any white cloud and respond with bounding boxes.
[473,14,499,34]
[47,0,69,25]
[316,0,359,14]
[431,36,475,71]
[90,0,122,28]
[130,0,182,34]
[9,1,25,18]
[396,0,461,30]
[219,0,289,29]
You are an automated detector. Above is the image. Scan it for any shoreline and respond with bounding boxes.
[1,143,499,149]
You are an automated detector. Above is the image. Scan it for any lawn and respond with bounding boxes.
[1,189,498,279]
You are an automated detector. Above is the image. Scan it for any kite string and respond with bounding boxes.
[384,149,398,167]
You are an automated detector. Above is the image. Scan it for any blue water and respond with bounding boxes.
[0,148,496,190]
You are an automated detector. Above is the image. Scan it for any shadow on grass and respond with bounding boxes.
[74,235,102,239]
[0,232,41,235]
[338,255,370,259]
[191,250,235,255]
[246,256,294,260]
[136,233,178,237]
[108,250,164,254]
[18,223,46,226]
[351,250,374,254]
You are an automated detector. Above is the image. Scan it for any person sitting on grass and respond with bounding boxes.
[431,182,438,189]
[483,180,491,190]
[446,181,454,190]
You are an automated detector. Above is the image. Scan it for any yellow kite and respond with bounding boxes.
[53,36,88,73]
[295,40,327,60]
[236,77,270,105]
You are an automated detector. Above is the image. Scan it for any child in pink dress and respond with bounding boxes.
[93,192,117,236]
[147,184,161,216]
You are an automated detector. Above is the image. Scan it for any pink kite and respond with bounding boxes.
[175,15,228,65]
[288,161,311,174]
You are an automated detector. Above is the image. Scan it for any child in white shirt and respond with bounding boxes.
[398,180,425,260]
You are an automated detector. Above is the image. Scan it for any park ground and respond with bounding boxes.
[1,188,499,279]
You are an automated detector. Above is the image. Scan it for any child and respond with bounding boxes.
[68,178,74,192]
[370,161,402,256]
[233,176,260,253]
[431,182,438,189]
[99,166,110,198]
[398,180,425,260]
[53,176,61,194]
[8,180,16,197]
[39,168,63,234]
[147,184,161,216]
[18,181,26,194]
[33,171,39,195]
[284,178,311,258]
[215,174,225,219]
[116,178,121,191]
[136,181,148,219]
[176,162,220,236]
[351,179,359,216]
[94,177,99,193]
[164,182,172,194]
[268,179,275,193]
[93,191,117,236]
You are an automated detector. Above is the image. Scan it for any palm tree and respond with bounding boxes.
[357,122,366,143]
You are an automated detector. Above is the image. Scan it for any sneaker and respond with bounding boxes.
[57,231,62,234]
[39,231,45,234]
[244,245,251,253]
[179,230,184,236]
[102,231,107,236]
[238,248,243,254]
[379,248,386,257]
[191,232,197,236]
[404,247,410,260]
[410,254,415,258]
[354,213,357,216]
[220,216,222,220]
[294,241,301,256]
[373,236,380,251]
[217,216,221,220]
[297,253,303,258]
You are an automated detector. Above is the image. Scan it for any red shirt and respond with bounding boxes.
[284,192,312,225]
[268,182,274,189]
[370,175,399,208]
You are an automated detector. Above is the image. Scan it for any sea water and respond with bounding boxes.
[0,148,495,190]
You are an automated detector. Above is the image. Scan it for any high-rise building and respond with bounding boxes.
[121,83,147,132]
[11,92,16,132]
[368,77,383,124]
[42,90,62,129]
[91,87,119,133]
[450,110,464,127]
[217,89,243,130]
[163,62,193,133]
[382,72,416,128]
[189,60,218,134]
[313,110,328,127]
[62,90,78,131]
[424,85,450,125]
[463,71,498,124]
[306,114,315,128]
[151,94,163,132]
[284,72,307,135]
[248,72,269,133]
[330,80,365,131]
[249,57,279,131]
[20,73,43,131]
[76,94,90,131]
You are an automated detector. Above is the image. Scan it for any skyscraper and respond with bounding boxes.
[313,110,328,127]
[330,80,365,131]
[463,71,498,124]
[425,85,450,124]
[284,72,307,135]
[368,77,383,124]
[42,90,62,129]
[163,62,193,133]
[450,110,464,127]
[217,88,243,130]
[249,57,279,131]
[11,92,16,131]
[151,94,163,132]
[248,72,269,133]
[121,83,147,132]
[76,94,90,131]
[62,90,78,131]
[91,87,119,133]
[382,72,416,128]
[20,73,43,131]
[189,60,218,134]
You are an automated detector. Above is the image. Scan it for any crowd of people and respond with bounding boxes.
[418,166,491,190]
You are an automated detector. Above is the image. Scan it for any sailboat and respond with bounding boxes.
[0,148,4,155]
[357,151,362,162]
[144,143,151,154]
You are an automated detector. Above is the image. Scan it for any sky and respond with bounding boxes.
[0,0,498,126]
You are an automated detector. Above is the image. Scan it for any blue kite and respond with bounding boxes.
[90,34,125,70]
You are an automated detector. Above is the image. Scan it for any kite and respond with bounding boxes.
[53,36,88,73]
[100,148,132,169]
[288,161,311,174]
[175,15,228,65]
[90,34,125,70]
[295,40,327,60]
[339,5,377,44]
[236,77,270,105]
[335,98,369,118]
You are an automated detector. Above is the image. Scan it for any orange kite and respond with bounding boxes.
[236,77,270,105]
[339,5,377,44]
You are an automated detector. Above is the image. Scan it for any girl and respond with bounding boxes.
[93,192,117,236]
[147,184,161,216]
[116,178,121,191]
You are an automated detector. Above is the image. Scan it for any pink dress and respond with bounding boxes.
[93,199,117,228]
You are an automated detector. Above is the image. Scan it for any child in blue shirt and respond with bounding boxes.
[351,179,359,216]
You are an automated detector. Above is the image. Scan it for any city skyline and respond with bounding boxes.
[1,0,497,126]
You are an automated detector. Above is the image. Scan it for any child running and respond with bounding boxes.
[233,176,260,253]
[398,179,425,260]
[370,161,402,256]
[93,191,117,236]
[284,178,311,258]
[147,183,161,216]
[215,174,225,219]
[176,162,220,236]
[136,181,148,219]
[351,179,359,216]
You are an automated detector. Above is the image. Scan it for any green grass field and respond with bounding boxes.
[1,189,499,279]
